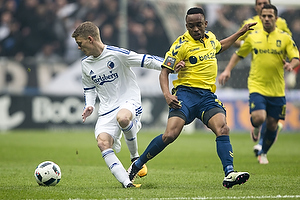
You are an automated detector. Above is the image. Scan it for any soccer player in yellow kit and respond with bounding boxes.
[235,0,291,47]
[218,4,299,164]
[234,0,293,157]
[128,7,256,188]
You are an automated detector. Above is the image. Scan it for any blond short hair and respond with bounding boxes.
[72,21,100,41]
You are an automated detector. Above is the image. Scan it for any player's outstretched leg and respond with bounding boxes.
[127,160,142,183]
[131,157,147,178]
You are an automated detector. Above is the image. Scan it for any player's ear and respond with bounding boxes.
[88,36,93,43]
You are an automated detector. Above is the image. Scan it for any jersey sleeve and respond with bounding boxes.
[286,36,299,61]
[277,17,292,36]
[236,35,252,58]
[161,36,185,72]
[125,50,163,70]
[214,35,222,54]
[81,66,97,109]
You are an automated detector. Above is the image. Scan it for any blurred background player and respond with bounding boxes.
[235,0,291,47]
[218,4,299,164]
[234,0,293,155]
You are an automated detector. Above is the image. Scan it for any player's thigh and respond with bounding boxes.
[249,93,267,122]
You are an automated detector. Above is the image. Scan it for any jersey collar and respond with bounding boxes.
[185,31,209,42]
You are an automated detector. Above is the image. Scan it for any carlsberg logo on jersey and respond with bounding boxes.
[91,71,118,85]
[90,61,119,85]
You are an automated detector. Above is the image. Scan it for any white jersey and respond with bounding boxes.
[81,45,163,116]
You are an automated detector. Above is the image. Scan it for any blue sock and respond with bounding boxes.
[135,134,167,169]
[259,128,277,154]
[258,121,267,146]
[216,135,234,176]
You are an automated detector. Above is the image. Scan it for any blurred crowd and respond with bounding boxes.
[0,0,300,67]
[0,0,170,65]
[206,4,300,62]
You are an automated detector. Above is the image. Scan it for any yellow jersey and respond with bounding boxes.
[238,15,292,41]
[162,31,222,93]
[236,28,299,97]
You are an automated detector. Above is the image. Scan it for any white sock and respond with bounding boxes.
[122,120,140,160]
[101,148,131,187]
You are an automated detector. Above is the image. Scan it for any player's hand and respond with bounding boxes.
[174,61,185,73]
[282,59,294,72]
[218,70,231,85]
[82,106,94,123]
[165,93,182,109]
[240,22,257,33]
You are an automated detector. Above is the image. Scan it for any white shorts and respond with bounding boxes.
[94,100,142,153]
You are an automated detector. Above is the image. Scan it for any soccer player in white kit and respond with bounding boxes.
[72,21,183,188]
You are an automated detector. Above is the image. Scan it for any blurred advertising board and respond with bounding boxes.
[0,58,299,131]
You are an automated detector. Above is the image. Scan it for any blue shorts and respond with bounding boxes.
[249,93,286,120]
[169,86,226,125]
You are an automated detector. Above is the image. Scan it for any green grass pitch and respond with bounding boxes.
[0,129,299,199]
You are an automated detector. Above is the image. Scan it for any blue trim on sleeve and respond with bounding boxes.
[141,54,146,68]
[152,55,164,62]
[84,86,96,91]
[81,56,88,61]
[216,47,222,55]
[106,45,130,55]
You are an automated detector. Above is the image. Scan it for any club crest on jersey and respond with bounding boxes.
[107,61,115,69]
[276,40,281,47]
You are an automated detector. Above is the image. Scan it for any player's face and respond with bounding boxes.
[255,0,269,15]
[186,13,207,41]
[260,8,277,32]
[75,36,93,56]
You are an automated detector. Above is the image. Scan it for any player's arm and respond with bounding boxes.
[233,40,243,48]
[218,53,241,85]
[82,72,97,123]
[219,22,256,53]
[127,52,184,72]
[159,67,181,109]
[283,58,300,72]
[284,37,300,71]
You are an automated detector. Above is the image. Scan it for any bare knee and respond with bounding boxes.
[97,139,109,151]
[251,110,266,126]
[117,116,130,128]
[162,127,183,144]
[220,124,230,136]
[116,109,132,128]
[162,133,177,144]
[97,133,113,151]
[252,115,265,126]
